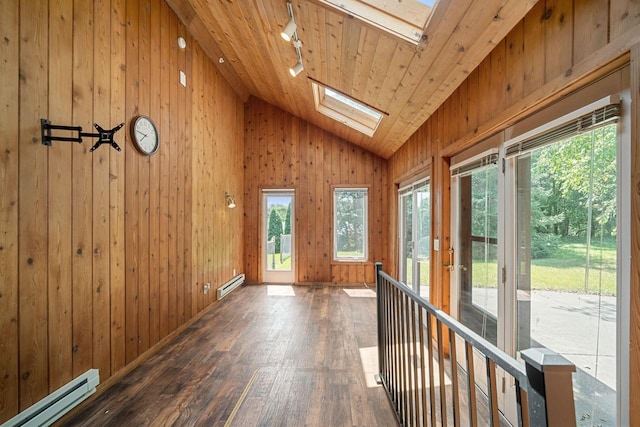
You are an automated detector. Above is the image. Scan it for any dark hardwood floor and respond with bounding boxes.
[61,285,398,426]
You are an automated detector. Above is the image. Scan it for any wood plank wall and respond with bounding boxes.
[0,0,244,423]
[191,40,245,313]
[243,98,388,285]
[387,0,640,419]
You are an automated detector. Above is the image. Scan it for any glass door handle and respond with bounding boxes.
[443,263,467,271]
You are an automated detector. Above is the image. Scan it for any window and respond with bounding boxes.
[312,82,384,137]
[334,188,368,261]
[318,0,434,44]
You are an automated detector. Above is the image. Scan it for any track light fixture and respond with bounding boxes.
[282,2,304,78]
[289,60,304,77]
[280,19,297,42]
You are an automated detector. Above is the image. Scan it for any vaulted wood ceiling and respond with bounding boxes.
[167,0,538,159]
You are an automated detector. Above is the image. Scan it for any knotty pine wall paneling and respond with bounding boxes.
[138,0,152,356]
[244,98,388,285]
[0,1,19,420]
[92,0,113,383]
[18,0,49,410]
[48,0,74,394]
[124,0,140,367]
[388,0,640,419]
[190,37,245,312]
[0,0,244,423]
[109,0,127,377]
[148,0,162,350]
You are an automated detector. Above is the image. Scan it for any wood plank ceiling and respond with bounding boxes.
[167,0,538,159]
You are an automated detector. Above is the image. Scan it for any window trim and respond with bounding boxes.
[312,81,384,137]
[316,0,433,44]
[333,187,369,262]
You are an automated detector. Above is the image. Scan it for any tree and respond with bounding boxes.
[284,203,291,235]
[336,191,365,253]
[268,208,282,253]
[531,125,617,238]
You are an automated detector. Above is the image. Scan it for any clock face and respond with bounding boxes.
[131,116,159,155]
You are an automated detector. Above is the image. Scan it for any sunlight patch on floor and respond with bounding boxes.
[359,346,381,388]
[364,343,453,389]
[343,288,376,298]
[267,285,296,296]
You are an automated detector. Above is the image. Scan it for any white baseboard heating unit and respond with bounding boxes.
[2,369,99,427]
[217,273,245,300]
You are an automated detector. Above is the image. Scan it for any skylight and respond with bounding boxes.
[312,82,384,137]
[319,0,433,44]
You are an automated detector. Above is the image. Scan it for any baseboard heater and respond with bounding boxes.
[2,369,99,427]
[217,273,245,300]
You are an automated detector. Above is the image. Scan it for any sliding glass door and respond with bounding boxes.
[452,157,499,345]
[510,123,619,422]
[451,96,628,424]
[398,179,431,299]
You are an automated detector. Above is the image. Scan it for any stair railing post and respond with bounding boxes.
[520,347,577,427]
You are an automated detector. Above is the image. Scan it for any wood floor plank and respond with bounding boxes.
[62,285,397,426]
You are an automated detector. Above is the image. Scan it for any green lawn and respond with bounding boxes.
[404,259,430,286]
[336,251,365,258]
[267,253,291,271]
[470,237,617,295]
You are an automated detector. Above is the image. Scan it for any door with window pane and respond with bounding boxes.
[262,190,295,283]
[510,123,619,424]
[453,159,499,345]
[398,180,431,299]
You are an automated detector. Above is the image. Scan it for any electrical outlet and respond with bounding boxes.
[204,282,211,294]
[233,269,236,276]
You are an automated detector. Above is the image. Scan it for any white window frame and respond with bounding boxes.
[333,187,369,261]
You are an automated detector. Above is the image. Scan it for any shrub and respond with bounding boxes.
[531,233,560,259]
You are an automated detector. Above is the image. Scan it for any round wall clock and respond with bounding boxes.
[130,115,159,155]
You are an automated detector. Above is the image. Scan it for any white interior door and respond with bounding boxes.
[262,190,295,283]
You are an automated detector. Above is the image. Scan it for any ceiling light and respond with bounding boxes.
[289,60,304,77]
[177,36,186,49]
[281,19,297,42]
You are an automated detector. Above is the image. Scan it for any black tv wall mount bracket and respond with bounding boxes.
[41,119,124,152]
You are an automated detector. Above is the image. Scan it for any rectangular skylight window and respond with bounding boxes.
[312,82,384,137]
[319,0,433,44]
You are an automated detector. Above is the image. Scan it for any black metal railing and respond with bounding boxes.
[375,263,577,427]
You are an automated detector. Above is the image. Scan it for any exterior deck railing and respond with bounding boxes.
[375,263,577,427]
